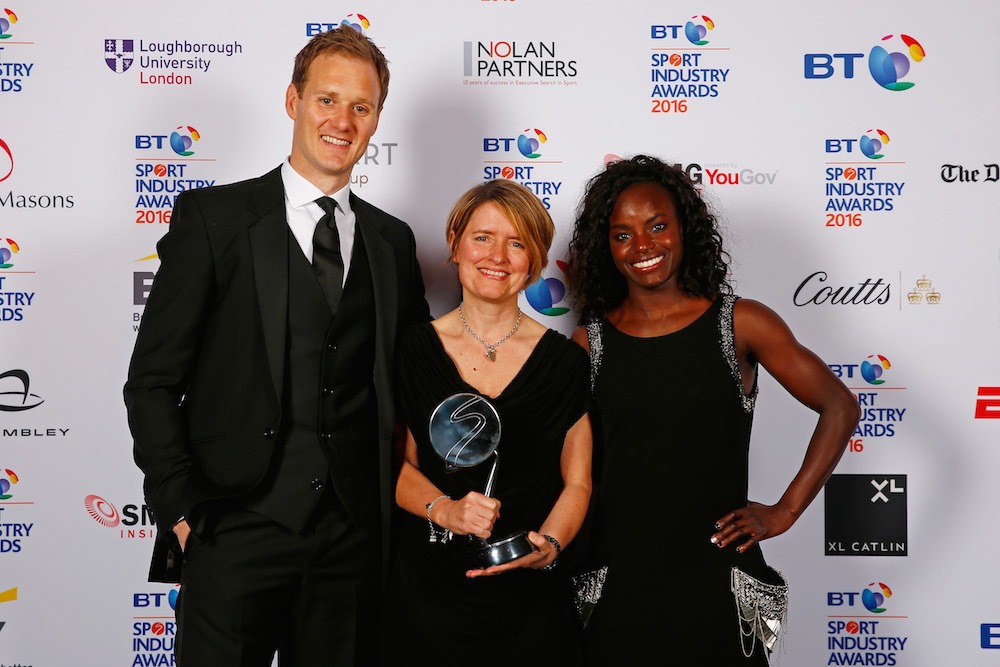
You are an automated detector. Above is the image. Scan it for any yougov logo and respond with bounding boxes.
[685,15,715,45]
[0,8,17,39]
[869,34,925,91]
[169,126,200,157]
[517,128,546,159]
[860,129,889,160]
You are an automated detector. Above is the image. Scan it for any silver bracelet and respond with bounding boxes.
[425,494,453,544]
[541,534,561,570]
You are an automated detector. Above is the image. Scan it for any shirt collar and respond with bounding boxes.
[281,159,351,214]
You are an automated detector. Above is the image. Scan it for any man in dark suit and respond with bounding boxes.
[124,26,430,666]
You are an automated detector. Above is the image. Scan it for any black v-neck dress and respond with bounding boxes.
[384,322,590,666]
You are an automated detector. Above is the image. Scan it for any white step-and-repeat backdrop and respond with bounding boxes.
[3,1,999,665]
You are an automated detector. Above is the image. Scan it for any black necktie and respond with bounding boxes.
[312,196,344,313]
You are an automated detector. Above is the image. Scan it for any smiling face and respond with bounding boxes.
[608,180,685,294]
[286,52,381,194]
[452,202,531,305]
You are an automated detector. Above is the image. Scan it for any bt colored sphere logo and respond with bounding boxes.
[0,237,19,268]
[869,34,924,91]
[169,126,200,157]
[517,128,546,159]
[860,354,890,385]
[84,494,121,528]
[341,13,370,32]
[862,582,892,613]
[524,260,570,316]
[0,468,19,500]
[860,129,889,160]
[0,8,17,39]
[685,15,714,45]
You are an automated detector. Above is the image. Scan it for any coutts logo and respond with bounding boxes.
[793,271,891,306]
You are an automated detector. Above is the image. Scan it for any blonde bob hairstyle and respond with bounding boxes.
[445,179,554,287]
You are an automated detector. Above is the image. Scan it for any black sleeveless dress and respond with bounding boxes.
[583,296,774,665]
[384,322,589,666]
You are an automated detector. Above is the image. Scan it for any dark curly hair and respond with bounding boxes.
[567,155,731,323]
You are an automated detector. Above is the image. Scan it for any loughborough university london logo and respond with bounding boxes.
[104,39,134,73]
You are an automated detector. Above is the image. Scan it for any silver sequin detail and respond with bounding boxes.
[720,295,757,414]
[586,320,604,393]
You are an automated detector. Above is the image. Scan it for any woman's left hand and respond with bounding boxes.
[711,502,796,553]
[465,531,556,578]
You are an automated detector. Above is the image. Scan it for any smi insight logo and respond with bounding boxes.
[805,33,926,91]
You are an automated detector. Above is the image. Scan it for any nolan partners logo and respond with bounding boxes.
[518,128,546,159]
[684,15,715,45]
[0,370,43,411]
[0,468,17,499]
[169,125,200,157]
[524,260,571,317]
[0,236,17,268]
[462,37,579,83]
[869,34,925,91]
[104,38,134,73]
[0,8,16,39]
[804,33,926,91]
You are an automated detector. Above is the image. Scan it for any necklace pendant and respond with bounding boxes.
[485,348,497,362]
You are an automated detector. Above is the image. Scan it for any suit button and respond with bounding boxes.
[327,343,337,352]
[310,478,324,491]
[263,429,275,439]
[322,387,334,396]
[321,432,332,440]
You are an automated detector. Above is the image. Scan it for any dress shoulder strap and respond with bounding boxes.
[718,295,757,414]
[585,320,603,393]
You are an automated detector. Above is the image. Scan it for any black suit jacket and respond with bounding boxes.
[124,166,430,582]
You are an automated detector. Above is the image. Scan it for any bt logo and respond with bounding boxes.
[170,126,200,157]
[0,8,17,39]
[305,13,370,37]
[134,588,179,610]
[524,260,571,316]
[804,33,925,90]
[860,354,890,385]
[341,13,370,32]
[0,237,19,268]
[685,15,715,45]
[135,126,202,155]
[860,129,889,159]
[0,468,18,500]
[517,128,546,159]
[827,582,893,613]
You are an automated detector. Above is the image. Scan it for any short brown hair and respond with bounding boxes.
[290,26,390,109]
[446,180,554,286]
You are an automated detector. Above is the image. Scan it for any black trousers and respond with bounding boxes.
[175,495,380,667]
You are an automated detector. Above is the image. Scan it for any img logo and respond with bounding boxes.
[84,494,121,528]
[860,129,889,160]
[862,582,892,613]
[0,137,12,182]
[169,126,200,157]
[524,260,571,316]
[104,38,135,73]
[341,13,370,32]
[0,8,17,39]
[860,355,891,385]
[685,15,715,46]
[517,128,546,159]
[869,34,925,91]
[0,468,18,500]
[0,237,18,268]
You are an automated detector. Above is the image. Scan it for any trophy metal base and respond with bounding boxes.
[468,531,535,569]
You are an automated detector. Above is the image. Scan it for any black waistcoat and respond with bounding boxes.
[243,225,378,534]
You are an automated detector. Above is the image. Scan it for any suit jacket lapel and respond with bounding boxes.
[248,167,288,402]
